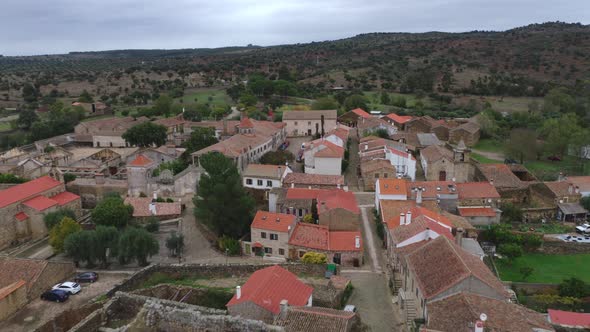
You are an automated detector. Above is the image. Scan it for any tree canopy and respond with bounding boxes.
[194,152,255,238]
[122,121,167,147]
[91,196,133,228]
[49,217,82,253]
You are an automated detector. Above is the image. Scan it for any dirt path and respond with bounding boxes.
[359,206,381,273]
[472,149,504,161]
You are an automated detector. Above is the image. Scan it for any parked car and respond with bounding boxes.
[41,289,69,303]
[504,158,518,164]
[52,281,81,295]
[344,305,357,313]
[279,141,290,150]
[74,272,99,283]
[576,223,590,234]
[296,150,304,162]
[547,155,562,161]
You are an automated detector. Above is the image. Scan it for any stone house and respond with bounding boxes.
[191,117,287,173]
[449,121,481,146]
[374,178,408,209]
[337,108,371,128]
[392,236,510,323]
[74,116,150,148]
[359,137,417,180]
[126,154,158,197]
[356,116,397,137]
[383,113,413,131]
[243,164,292,191]
[564,176,590,197]
[542,181,582,204]
[0,176,81,250]
[274,305,358,332]
[268,188,314,218]
[420,141,471,182]
[303,139,344,175]
[316,190,360,232]
[153,116,186,145]
[457,206,502,226]
[455,182,502,225]
[282,173,346,190]
[124,196,182,220]
[360,159,396,191]
[282,110,338,137]
[248,211,297,259]
[227,265,313,323]
[288,222,363,266]
[67,175,128,208]
[405,116,450,141]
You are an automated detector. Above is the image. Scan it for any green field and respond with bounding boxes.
[364,91,432,112]
[471,152,501,164]
[177,88,232,107]
[0,121,12,132]
[473,138,505,153]
[496,253,590,283]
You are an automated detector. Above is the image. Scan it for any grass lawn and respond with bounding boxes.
[516,223,575,234]
[177,88,232,107]
[524,156,590,179]
[364,91,433,112]
[496,253,590,283]
[471,152,502,164]
[0,121,13,132]
[473,138,505,153]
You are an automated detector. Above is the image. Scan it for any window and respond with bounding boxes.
[294,121,298,125]
[261,232,267,239]
[257,180,263,186]
[298,251,306,258]
[416,288,419,297]
[298,209,303,217]
[270,233,278,240]
[374,173,380,179]
[264,247,272,254]
[384,173,388,178]
[246,178,253,185]
[308,121,311,125]
[267,180,272,187]
[279,248,285,255]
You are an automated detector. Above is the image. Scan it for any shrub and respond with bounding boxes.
[63,173,76,183]
[49,217,82,253]
[44,208,76,230]
[498,243,523,262]
[166,198,175,203]
[145,217,160,233]
[166,232,185,257]
[301,252,327,264]
[559,278,590,298]
[218,236,241,255]
[302,214,315,223]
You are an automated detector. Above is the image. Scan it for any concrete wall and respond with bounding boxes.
[284,119,337,137]
[28,261,76,300]
[0,284,26,321]
[318,208,360,232]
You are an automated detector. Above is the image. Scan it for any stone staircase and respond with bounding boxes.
[404,298,417,326]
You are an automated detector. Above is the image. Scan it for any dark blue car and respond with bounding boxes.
[40,289,69,303]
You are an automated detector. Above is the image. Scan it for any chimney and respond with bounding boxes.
[399,213,406,226]
[279,299,289,318]
[364,144,368,151]
[558,172,564,182]
[452,177,456,182]
[236,286,241,299]
[456,227,464,247]
[568,183,574,195]
[406,211,412,224]
[277,166,282,180]
[291,183,295,188]
[489,179,494,186]
[355,236,361,249]
[149,202,157,215]
[576,186,580,194]
[276,218,280,223]
[474,320,484,332]
[153,192,158,200]
[95,173,105,185]
[416,188,423,205]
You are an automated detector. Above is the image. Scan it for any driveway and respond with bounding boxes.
[1,273,128,332]
[342,271,404,331]
[284,136,312,173]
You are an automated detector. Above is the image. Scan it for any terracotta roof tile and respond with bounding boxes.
[311,140,344,158]
[549,309,590,328]
[0,280,26,300]
[251,211,296,233]
[226,265,313,314]
[350,108,371,119]
[360,159,396,175]
[456,182,501,199]
[22,195,58,211]
[420,145,453,162]
[451,121,480,134]
[385,113,413,124]
[124,197,181,217]
[408,181,456,199]
[390,217,453,244]
[544,181,576,197]
[0,176,61,208]
[128,154,154,167]
[329,231,362,251]
[283,110,337,120]
[477,164,524,189]
[458,207,497,217]
[285,188,326,200]
[14,212,28,221]
[0,258,48,290]
[283,173,345,187]
[239,116,254,129]
[274,306,356,332]
[427,293,554,332]
[243,164,287,180]
[378,178,408,196]
[288,223,362,251]
[317,190,360,214]
[50,191,80,206]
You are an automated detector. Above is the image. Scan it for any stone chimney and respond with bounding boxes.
[277,166,282,180]
[153,191,158,200]
[399,213,405,226]
[489,179,494,186]
[568,183,574,195]
[576,186,580,194]
[95,173,105,185]
[355,236,361,249]
[279,299,289,318]
[558,172,565,182]
[406,211,412,224]
[416,188,423,205]
[456,227,464,247]
[149,202,157,215]
[236,286,241,299]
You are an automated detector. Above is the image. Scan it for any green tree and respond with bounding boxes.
[44,208,77,230]
[259,150,294,165]
[0,173,26,184]
[302,214,315,223]
[380,91,391,105]
[16,109,38,130]
[301,252,327,264]
[91,196,133,228]
[63,173,76,183]
[117,227,159,266]
[559,278,589,298]
[145,217,160,232]
[343,94,369,111]
[122,121,167,147]
[498,243,523,263]
[153,95,173,116]
[78,90,94,103]
[239,93,258,107]
[49,217,82,253]
[166,232,184,257]
[540,113,583,157]
[194,152,255,238]
[505,129,538,164]
[311,97,339,110]
[94,226,119,267]
[182,127,218,157]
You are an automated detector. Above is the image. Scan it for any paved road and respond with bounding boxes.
[342,271,403,331]
[359,206,381,273]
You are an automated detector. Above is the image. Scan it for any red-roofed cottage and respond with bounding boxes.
[227,265,313,323]
[303,139,344,175]
[249,211,297,260]
[338,108,371,127]
[0,176,81,250]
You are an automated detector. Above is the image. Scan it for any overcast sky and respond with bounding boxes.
[1,0,589,56]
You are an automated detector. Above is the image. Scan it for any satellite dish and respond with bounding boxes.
[480,313,487,322]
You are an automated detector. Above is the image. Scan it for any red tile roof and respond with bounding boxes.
[226,265,313,314]
[239,116,254,129]
[288,222,362,251]
[458,207,497,217]
[456,182,500,199]
[378,178,408,196]
[390,217,454,244]
[549,309,590,328]
[312,140,344,158]
[124,197,181,217]
[408,181,456,199]
[128,154,154,167]
[251,211,296,233]
[50,191,80,206]
[22,195,58,211]
[14,212,28,221]
[386,113,412,124]
[283,173,345,187]
[386,206,453,230]
[317,190,360,214]
[351,108,371,119]
[286,188,327,200]
[0,176,62,208]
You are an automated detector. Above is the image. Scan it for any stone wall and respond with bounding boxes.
[537,239,590,255]
[0,283,26,321]
[107,263,332,296]
[319,208,360,232]
[35,301,102,332]
[29,261,76,300]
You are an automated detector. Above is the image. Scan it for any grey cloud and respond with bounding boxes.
[0,0,588,55]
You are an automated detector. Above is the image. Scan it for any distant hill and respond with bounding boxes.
[0,21,588,104]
